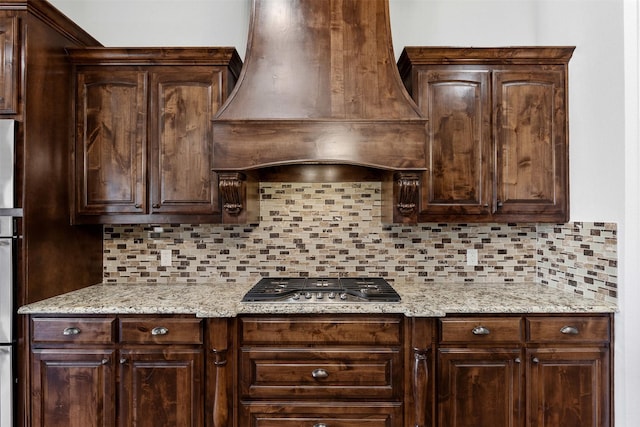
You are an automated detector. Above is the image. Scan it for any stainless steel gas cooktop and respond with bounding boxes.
[242,277,401,303]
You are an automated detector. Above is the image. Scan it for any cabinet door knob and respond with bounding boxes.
[63,327,81,336]
[151,326,169,336]
[313,424,328,427]
[134,203,142,209]
[120,357,128,364]
[515,357,521,364]
[311,368,329,379]
[101,358,109,365]
[560,325,579,335]
[532,357,540,364]
[472,326,491,335]
[152,203,160,208]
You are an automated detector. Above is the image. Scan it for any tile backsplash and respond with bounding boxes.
[103,182,617,303]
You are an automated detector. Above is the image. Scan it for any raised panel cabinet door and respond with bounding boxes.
[526,348,610,427]
[75,69,147,215]
[438,348,524,427]
[415,69,492,218]
[31,349,116,427]
[118,348,204,427]
[0,12,17,114]
[493,69,568,221]
[149,68,223,215]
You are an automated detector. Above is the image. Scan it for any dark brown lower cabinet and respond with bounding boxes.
[31,349,116,427]
[28,313,612,427]
[29,315,204,427]
[526,347,610,427]
[437,315,612,427]
[119,348,204,427]
[437,348,523,427]
[234,315,408,427]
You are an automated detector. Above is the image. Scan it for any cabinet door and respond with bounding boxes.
[415,69,491,218]
[0,12,17,114]
[75,69,147,215]
[149,68,223,215]
[31,349,116,427]
[493,69,568,221]
[119,348,204,427]
[438,348,524,427]
[526,347,610,427]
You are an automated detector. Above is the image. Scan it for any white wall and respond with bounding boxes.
[50,0,251,51]
[621,1,640,426]
[48,0,636,424]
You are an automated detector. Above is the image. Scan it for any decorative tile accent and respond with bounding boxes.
[537,222,617,303]
[102,182,617,303]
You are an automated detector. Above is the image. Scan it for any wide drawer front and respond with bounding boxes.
[240,348,402,399]
[527,316,610,343]
[240,316,402,345]
[32,317,116,344]
[241,403,401,427]
[119,317,203,344]
[439,317,523,344]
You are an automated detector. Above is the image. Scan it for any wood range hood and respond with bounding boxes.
[212,0,427,223]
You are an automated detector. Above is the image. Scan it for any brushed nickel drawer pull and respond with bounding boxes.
[560,325,579,335]
[151,326,169,336]
[312,368,329,379]
[63,327,81,336]
[313,423,328,427]
[472,326,491,335]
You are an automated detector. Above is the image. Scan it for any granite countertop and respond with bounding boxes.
[18,278,618,317]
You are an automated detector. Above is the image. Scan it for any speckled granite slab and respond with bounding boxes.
[18,279,617,318]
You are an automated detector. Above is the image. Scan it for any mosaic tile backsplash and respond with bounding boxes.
[103,182,618,303]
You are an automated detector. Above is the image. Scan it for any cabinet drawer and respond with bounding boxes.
[32,317,116,344]
[440,317,523,344]
[119,317,202,344]
[527,316,610,343]
[240,316,402,345]
[241,403,401,427]
[240,348,401,399]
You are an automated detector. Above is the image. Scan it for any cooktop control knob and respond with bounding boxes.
[328,292,336,299]
[304,292,312,299]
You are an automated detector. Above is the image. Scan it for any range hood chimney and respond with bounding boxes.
[212,0,427,224]
[212,0,427,172]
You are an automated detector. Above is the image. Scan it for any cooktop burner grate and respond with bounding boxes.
[242,277,401,303]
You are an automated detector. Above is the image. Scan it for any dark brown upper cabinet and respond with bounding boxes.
[398,47,574,223]
[69,48,245,224]
[0,12,17,114]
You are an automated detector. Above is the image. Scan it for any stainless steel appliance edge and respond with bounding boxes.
[0,119,16,427]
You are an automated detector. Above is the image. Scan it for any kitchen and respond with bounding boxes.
[0,0,636,426]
